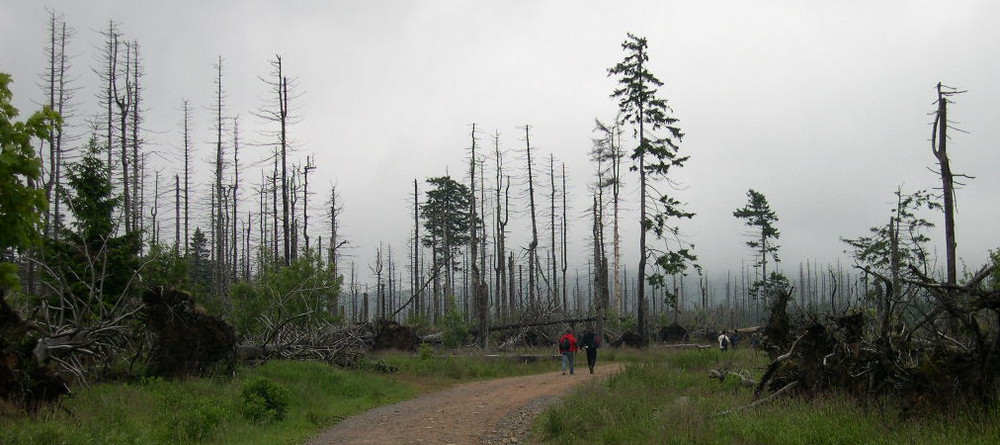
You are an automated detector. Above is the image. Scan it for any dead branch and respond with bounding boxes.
[708,368,756,387]
[715,381,799,417]
[754,334,804,400]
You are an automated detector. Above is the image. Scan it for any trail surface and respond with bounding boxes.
[307,362,623,444]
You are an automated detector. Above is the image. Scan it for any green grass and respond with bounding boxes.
[373,347,559,388]
[0,350,560,445]
[535,347,1000,445]
[0,360,415,444]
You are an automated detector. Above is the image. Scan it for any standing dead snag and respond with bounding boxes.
[930,83,970,287]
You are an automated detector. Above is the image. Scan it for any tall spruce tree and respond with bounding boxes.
[733,188,780,292]
[421,176,471,303]
[608,33,694,344]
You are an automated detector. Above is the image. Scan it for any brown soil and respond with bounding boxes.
[307,362,623,444]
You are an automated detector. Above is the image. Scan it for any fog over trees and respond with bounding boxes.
[1,2,998,398]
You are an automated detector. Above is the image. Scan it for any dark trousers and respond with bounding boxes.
[586,347,598,371]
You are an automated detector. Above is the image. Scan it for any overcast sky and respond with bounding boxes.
[3,0,998,291]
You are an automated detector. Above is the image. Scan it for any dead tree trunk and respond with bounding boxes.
[523,125,539,306]
[931,82,968,286]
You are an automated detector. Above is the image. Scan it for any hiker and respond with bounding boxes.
[558,328,578,375]
[729,329,741,349]
[579,326,602,374]
[718,330,731,352]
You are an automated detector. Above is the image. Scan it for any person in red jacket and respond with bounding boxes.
[558,328,578,375]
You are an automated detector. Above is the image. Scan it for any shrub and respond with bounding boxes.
[238,377,289,423]
[440,296,468,348]
[164,397,225,442]
[418,342,433,361]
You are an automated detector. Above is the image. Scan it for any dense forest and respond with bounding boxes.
[3,7,1000,415]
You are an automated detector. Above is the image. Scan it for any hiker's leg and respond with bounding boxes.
[561,352,568,373]
[569,353,575,374]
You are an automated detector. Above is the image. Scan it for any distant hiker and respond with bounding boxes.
[718,331,731,352]
[579,326,602,374]
[558,328,578,375]
[729,329,741,348]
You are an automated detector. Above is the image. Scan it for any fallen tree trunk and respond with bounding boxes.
[468,316,599,335]
[655,343,713,350]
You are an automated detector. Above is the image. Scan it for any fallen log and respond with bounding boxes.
[655,343,713,350]
[467,316,599,335]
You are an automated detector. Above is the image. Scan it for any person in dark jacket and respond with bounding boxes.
[558,328,578,375]
[579,326,601,374]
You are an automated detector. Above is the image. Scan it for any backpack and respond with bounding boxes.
[559,337,570,351]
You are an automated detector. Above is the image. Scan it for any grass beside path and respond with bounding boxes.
[534,347,1000,445]
[1,350,559,445]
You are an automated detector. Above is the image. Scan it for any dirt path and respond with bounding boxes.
[307,362,623,444]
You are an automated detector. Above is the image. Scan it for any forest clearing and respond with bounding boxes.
[2,2,1000,444]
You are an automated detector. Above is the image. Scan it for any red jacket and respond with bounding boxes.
[558,333,578,353]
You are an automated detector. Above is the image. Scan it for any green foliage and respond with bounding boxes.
[536,348,1000,444]
[0,73,59,289]
[239,377,290,423]
[229,250,340,336]
[607,34,696,286]
[842,188,938,275]
[418,342,433,361]
[421,176,472,276]
[734,188,780,268]
[0,360,416,445]
[440,296,469,348]
[142,242,189,289]
[991,247,1000,291]
[40,136,140,313]
[187,227,212,297]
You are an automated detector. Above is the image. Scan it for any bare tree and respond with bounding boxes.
[561,162,569,313]
[111,37,133,233]
[38,9,77,237]
[521,125,539,306]
[129,41,143,235]
[231,116,241,281]
[548,154,559,308]
[930,83,970,286]
[591,118,625,313]
[468,124,487,347]
[492,131,511,319]
[179,99,193,254]
[254,56,300,266]
[211,57,228,305]
[94,20,121,180]
[303,156,315,252]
